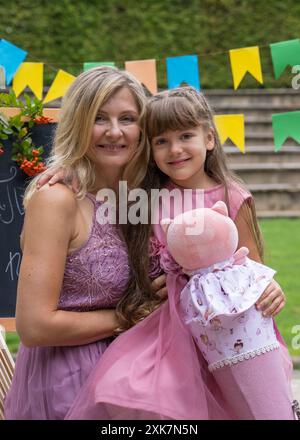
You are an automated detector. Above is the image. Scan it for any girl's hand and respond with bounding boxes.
[151,273,167,300]
[36,168,80,193]
[255,280,286,317]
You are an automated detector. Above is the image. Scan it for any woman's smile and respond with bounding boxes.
[96,143,127,152]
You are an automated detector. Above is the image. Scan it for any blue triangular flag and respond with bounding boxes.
[166,55,200,90]
[0,39,27,85]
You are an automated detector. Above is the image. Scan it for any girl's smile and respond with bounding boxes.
[167,157,191,167]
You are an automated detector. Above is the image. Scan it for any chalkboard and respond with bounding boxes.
[0,123,56,318]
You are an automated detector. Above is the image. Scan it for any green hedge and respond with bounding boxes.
[1,0,300,87]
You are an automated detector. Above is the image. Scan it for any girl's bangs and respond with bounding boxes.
[147,97,200,138]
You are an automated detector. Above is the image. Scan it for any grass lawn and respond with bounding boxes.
[260,219,300,359]
[4,219,300,360]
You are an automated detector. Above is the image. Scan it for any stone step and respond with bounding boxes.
[245,139,298,147]
[243,132,298,146]
[215,108,299,118]
[244,121,273,131]
[223,137,298,147]
[214,103,300,113]
[224,146,300,164]
[216,115,291,135]
[230,162,300,185]
[247,183,300,211]
[223,136,298,147]
[229,116,286,133]
[205,89,300,107]
[257,210,300,218]
[244,115,272,123]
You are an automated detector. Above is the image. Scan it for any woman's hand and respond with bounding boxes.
[151,273,167,300]
[255,279,286,317]
[36,168,79,193]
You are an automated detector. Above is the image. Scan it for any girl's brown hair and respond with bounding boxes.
[146,86,264,260]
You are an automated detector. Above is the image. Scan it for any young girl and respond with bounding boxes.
[65,87,293,420]
[4,66,165,420]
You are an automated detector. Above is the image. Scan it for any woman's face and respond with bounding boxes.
[86,86,141,172]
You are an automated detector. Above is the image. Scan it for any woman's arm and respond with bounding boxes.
[16,184,118,347]
[235,201,286,317]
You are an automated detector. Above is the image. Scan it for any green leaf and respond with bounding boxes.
[19,127,28,138]
[24,94,32,108]
[2,128,13,135]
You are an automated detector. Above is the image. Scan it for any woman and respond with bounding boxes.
[4,66,165,419]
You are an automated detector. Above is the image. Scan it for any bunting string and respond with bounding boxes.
[1,37,300,152]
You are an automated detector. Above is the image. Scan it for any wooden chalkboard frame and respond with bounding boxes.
[0,107,60,333]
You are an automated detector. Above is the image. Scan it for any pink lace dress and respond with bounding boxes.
[4,193,131,420]
[65,181,294,420]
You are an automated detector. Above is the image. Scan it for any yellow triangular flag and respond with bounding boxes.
[43,69,76,104]
[214,114,245,153]
[125,59,157,95]
[12,62,44,99]
[229,46,263,90]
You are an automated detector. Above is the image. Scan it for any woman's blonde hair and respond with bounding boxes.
[146,86,264,260]
[23,66,150,207]
[22,66,162,332]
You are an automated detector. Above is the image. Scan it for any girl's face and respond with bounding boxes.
[86,86,141,172]
[151,126,214,188]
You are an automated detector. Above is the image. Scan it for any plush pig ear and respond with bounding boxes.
[160,218,172,235]
[211,200,228,217]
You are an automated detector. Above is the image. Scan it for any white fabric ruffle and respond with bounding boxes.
[180,257,278,369]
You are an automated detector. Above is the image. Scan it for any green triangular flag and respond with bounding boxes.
[83,62,115,71]
[270,39,300,79]
[272,111,300,151]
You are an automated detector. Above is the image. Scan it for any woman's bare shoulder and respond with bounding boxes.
[27,183,78,215]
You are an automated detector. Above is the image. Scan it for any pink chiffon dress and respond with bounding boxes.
[66,181,293,420]
[4,193,131,420]
[181,255,295,419]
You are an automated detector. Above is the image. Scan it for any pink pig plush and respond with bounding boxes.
[160,200,248,272]
[160,201,297,420]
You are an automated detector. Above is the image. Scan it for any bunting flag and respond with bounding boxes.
[214,114,245,153]
[0,39,27,85]
[166,55,200,90]
[12,62,44,99]
[0,66,5,89]
[229,46,263,89]
[83,62,115,71]
[43,69,76,104]
[270,39,300,79]
[272,111,300,152]
[125,59,157,95]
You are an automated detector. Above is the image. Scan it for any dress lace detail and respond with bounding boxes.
[149,235,181,275]
[208,341,280,371]
[58,193,131,311]
[4,193,132,420]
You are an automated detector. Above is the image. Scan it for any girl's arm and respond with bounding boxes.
[235,201,286,317]
[36,168,79,193]
[16,184,118,348]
